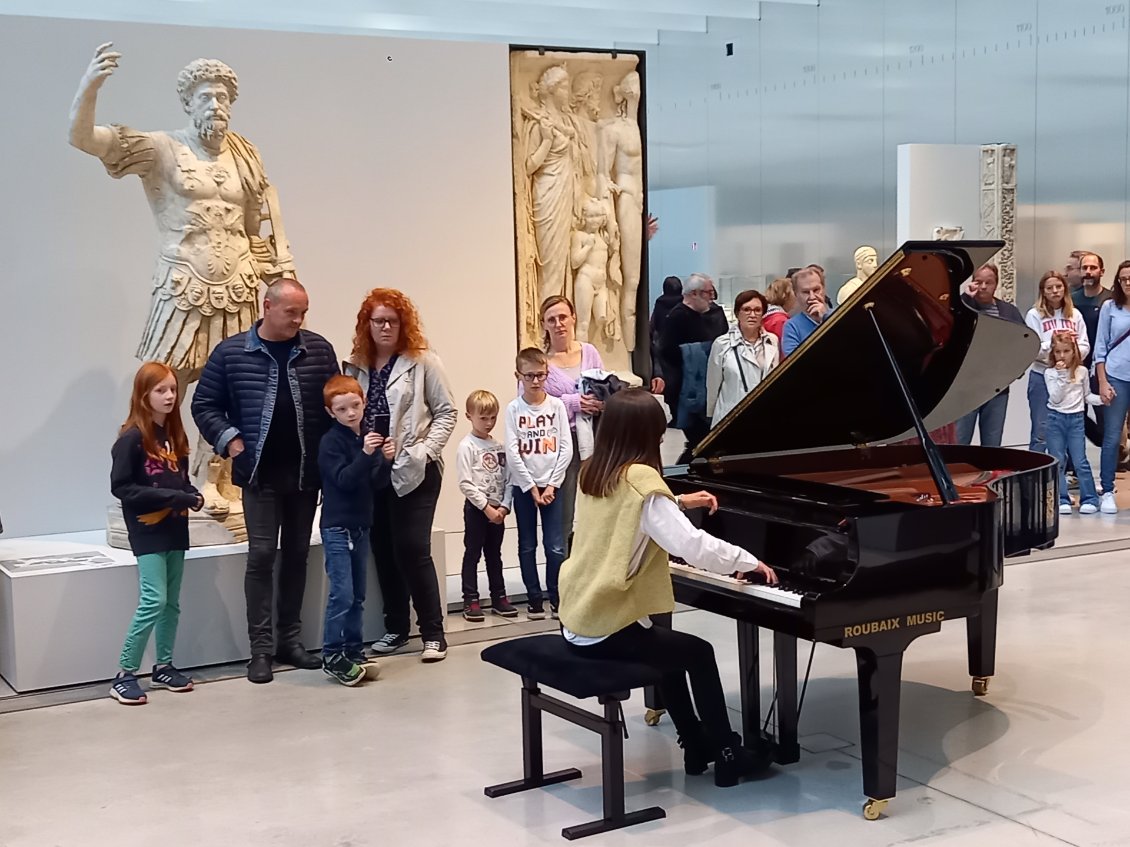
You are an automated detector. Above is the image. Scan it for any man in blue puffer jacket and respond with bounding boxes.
[193,278,340,684]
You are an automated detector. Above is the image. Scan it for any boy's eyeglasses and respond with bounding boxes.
[519,371,549,382]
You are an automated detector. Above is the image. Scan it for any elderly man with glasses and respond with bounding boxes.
[659,273,730,462]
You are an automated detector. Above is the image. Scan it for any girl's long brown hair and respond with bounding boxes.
[120,361,190,459]
[1034,270,1075,319]
[578,389,667,498]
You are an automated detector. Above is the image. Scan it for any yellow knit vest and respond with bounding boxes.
[558,464,677,638]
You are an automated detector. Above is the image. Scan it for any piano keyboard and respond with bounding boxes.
[669,562,804,608]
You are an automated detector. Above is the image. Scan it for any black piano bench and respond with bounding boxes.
[480,634,667,840]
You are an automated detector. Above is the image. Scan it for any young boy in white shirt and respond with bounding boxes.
[505,348,574,619]
[455,390,518,622]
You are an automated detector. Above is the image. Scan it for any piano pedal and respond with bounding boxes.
[971,676,991,696]
[862,798,889,821]
[644,708,665,726]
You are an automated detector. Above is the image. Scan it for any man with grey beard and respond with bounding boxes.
[69,44,295,511]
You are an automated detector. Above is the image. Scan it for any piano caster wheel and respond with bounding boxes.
[862,798,888,821]
[971,676,990,697]
[644,708,665,726]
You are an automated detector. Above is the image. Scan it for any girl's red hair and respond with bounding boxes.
[350,288,429,366]
[120,361,190,459]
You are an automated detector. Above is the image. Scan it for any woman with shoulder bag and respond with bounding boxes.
[705,290,779,428]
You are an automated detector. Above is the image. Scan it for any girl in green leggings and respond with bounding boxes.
[109,362,204,705]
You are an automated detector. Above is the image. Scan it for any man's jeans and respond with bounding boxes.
[243,486,319,654]
[321,526,368,655]
[1046,411,1099,507]
[955,389,1010,447]
[1027,370,1050,453]
[512,486,565,608]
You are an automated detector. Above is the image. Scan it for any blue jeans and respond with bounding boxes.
[321,527,368,655]
[512,486,565,607]
[954,389,1010,447]
[1027,370,1049,453]
[1100,375,1130,493]
[1046,411,1099,507]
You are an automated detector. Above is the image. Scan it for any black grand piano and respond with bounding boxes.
[663,241,1058,820]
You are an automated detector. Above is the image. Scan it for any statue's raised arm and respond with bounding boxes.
[67,48,299,521]
[68,42,121,158]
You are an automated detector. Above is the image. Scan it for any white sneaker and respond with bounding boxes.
[421,640,447,662]
[1101,492,1118,514]
[1059,503,1073,515]
[1080,503,1099,515]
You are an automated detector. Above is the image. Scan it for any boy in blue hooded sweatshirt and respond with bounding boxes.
[318,375,394,685]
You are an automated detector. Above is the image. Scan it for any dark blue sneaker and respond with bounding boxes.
[110,671,147,705]
[150,664,194,692]
[322,653,365,686]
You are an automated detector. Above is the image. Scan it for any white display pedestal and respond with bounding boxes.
[896,144,982,244]
[0,528,446,693]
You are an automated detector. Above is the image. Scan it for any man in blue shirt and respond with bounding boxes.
[782,266,830,357]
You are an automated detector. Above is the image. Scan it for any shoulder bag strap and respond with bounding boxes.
[730,344,750,393]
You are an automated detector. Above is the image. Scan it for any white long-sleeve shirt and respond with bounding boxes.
[505,394,573,490]
[1024,308,1089,373]
[1044,366,1102,414]
[455,433,513,511]
[563,494,761,645]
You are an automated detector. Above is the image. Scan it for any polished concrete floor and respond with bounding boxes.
[2,545,1129,846]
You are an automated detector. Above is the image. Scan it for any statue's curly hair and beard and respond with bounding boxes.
[177,58,237,145]
[193,111,229,144]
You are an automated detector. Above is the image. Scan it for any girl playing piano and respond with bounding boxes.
[557,388,778,787]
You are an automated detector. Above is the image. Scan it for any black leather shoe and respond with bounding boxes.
[714,732,774,788]
[247,653,274,684]
[275,645,321,670]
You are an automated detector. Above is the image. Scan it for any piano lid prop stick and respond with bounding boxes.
[863,302,959,505]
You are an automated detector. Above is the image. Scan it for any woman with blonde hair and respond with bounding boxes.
[1024,271,1089,453]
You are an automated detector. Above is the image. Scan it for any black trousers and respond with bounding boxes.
[370,462,445,641]
[1085,371,1105,448]
[461,501,506,601]
[242,486,320,654]
[567,623,735,748]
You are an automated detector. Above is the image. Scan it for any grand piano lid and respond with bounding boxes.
[695,240,1039,460]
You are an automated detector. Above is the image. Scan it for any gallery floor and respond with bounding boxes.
[1,523,1128,846]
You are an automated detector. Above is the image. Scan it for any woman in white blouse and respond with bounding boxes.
[705,290,779,427]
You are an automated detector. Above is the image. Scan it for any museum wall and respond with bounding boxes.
[645,0,1130,310]
[0,16,516,538]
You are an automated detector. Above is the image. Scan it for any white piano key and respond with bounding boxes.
[669,561,804,608]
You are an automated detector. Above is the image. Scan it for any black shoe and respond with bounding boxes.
[714,732,774,788]
[275,644,321,670]
[677,723,714,776]
[370,632,409,654]
[247,653,274,684]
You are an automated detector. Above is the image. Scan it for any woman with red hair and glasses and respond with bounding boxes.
[344,289,457,662]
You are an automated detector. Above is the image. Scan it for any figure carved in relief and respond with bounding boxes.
[68,43,295,515]
[571,197,622,344]
[598,71,645,351]
[523,65,582,308]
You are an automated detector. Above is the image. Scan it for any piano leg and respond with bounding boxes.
[773,633,801,764]
[736,620,761,749]
[966,590,998,696]
[853,646,905,820]
[643,612,672,724]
